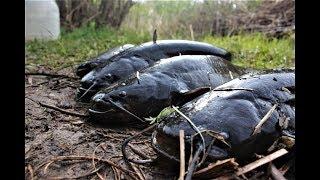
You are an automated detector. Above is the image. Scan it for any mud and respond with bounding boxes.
[25,67,173,180]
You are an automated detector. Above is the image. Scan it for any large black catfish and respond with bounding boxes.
[76,40,232,102]
[76,44,135,78]
[152,72,295,166]
[88,55,245,125]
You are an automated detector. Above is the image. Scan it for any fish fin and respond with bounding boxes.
[171,86,211,106]
[153,29,157,43]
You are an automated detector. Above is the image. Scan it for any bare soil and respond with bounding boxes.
[25,66,294,180]
[25,67,173,180]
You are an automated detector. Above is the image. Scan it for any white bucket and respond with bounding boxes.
[25,0,60,41]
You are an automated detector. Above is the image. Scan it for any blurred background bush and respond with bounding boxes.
[26,0,295,70]
[56,0,294,38]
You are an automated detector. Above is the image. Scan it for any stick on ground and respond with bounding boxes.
[25,72,78,80]
[236,148,288,176]
[193,158,239,178]
[122,123,158,164]
[42,155,137,179]
[128,144,151,160]
[172,106,206,166]
[178,130,185,180]
[185,146,203,180]
[27,164,34,180]
[128,162,145,180]
[39,101,88,118]
[46,165,103,180]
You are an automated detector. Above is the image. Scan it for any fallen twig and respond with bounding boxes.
[122,123,158,164]
[27,164,34,180]
[111,166,120,180]
[128,163,145,180]
[172,106,206,167]
[193,158,239,178]
[92,143,105,177]
[137,166,146,180]
[128,144,151,160]
[96,171,106,180]
[252,104,278,136]
[178,130,185,180]
[45,165,103,180]
[115,167,122,180]
[42,155,137,179]
[26,80,50,88]
[39,101,89,118]
[236,148,288,176]
[43,161,54,174]
[185,145,203,180]
[25,72,78,80]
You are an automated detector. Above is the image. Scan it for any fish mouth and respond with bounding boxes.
[76,64,92,78]
[88,108,115,114]
[76,87,99,102]
[88,97,139,125]
[88,97,147,125]
[88,99,123,124]
[76,62,99,78]
[89,98,118,115]
[77,80,111,102]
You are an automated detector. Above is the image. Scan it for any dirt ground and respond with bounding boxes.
[25,66,174,180]
[25,66,295,180]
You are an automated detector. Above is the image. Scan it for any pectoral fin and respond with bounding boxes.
[171,86,211,106]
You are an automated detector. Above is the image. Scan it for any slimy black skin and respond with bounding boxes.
[88,55,245,126]
[76,44,135,78]
[76,40,232,102]
[153,72,295,165]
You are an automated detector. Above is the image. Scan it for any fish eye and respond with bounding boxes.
[119,91,127,97]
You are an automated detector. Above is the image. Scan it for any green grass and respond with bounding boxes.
[26,26,294,70]
[202,33,295,69]
[25,26,150,70]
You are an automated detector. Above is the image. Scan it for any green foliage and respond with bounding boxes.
[121,0,202,38]
[202,33,294,69]
[121,0,263,38]
[26,26,150,69]
[145,106,175,124]
[26,25,294,71]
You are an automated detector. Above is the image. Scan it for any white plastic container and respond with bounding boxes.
[25,0,60,41]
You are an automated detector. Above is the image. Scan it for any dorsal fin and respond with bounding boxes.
[153,29,157,44]
[171,86,212,106]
